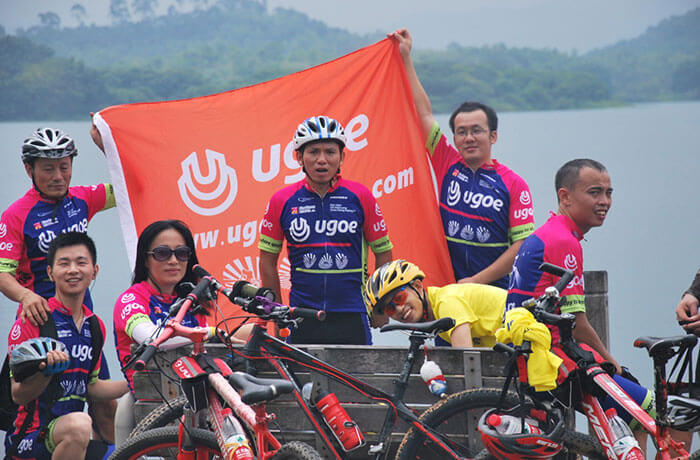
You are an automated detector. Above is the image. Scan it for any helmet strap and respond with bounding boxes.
[408,282,430,321]
[29,169,68,202]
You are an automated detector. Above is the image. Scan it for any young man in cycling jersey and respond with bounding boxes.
[259,116,394,345]
[390,29,534,289]
[6,232,128,460]
[364,259,506,348]
[0,127,118,442]
[506,159,653,447]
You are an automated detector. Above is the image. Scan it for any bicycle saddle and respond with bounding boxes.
[633,334,698,355]
[380,317,455,334]
[228,371,295,404]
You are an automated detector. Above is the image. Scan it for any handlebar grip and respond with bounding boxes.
[232,281,276,301]
[539,263,574,294]
[493,342,515,356]
[189,277,212,301]
[192,264,210,279]
[289,307,326,321]
[134,344,157,371]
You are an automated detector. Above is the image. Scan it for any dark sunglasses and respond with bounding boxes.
[147,245,192,262]
[383,286,408,316]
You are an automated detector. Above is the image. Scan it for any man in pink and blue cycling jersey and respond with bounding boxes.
[0,127,118,442]
[259,116,394,345]
[506,159,654,439]
[390,29,534,289]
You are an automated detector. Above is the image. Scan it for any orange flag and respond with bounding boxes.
[95,38,454,322]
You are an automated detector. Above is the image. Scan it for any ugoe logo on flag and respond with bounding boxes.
[178,149,238,216]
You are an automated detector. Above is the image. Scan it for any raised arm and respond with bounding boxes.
[388,29,435,140]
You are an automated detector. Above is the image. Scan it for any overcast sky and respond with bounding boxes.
[1,0,698,52]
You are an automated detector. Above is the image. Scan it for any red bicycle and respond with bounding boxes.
[109,273,322,460]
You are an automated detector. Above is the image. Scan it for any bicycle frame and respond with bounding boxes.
[237,316,465,460]
[129,277,291,460]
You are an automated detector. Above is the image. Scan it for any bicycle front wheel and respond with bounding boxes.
[110,426,220,460]
[395,388,521,460]
[130,395,190,437]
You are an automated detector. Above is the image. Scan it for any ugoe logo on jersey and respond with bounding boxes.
[563,254,584,288]
[445,180,504,211]
[71,343,94,362]
[177,149,238,216]
[519,190,532,206]
[121,293,136,303]
[289,217,359,242]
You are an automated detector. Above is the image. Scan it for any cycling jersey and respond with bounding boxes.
[113,281,208,390]
[259,176,393,314]
[0,184,115,313]
[506,213,586,343]
[5,298,104,453]
[427,122,534,288]
[426,283,506,347]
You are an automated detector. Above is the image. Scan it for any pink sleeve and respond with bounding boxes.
[544,240,585,299]
[260,193,285,242]
[0,207,28,266]
[505,174,535,229]
[113,287,151,335]
[359,187,389,243]
[7,319,39,354]
[71,185,107,221]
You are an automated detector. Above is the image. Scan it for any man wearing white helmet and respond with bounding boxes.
[0,127,118,443]
[259,116,394,344]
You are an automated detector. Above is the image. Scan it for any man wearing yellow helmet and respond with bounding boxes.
[363,259,505,347]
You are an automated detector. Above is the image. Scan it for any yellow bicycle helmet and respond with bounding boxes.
[363,259,425,316]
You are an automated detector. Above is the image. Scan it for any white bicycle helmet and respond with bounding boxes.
[667,395,700,431]
[22,127,78,163]
[10,337,68,381]
[293,116,346,151]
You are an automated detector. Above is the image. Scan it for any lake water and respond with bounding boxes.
[1,101,699,417]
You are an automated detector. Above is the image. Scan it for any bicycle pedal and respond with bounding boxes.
[368,443,384,454]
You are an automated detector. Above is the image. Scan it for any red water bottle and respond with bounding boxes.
[315,390,364,451]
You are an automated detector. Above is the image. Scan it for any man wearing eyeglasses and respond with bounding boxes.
[389,29,534,289]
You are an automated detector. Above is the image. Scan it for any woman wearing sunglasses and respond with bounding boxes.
[363,259,506,348]
[111,219,247,446]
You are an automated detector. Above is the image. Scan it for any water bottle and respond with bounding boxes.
[605,408,644,460]
[486,413,541,435]
[420,359,448,397]
[219,408,254,460]
[315,390,364,451]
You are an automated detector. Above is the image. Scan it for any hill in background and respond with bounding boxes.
[1,0,698,120]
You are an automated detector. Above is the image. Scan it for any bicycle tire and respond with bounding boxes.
[395,388,522,459]
[109,426,220,460]
[395,388,607,460]
[270,441,323,460]
[130,395,189,437]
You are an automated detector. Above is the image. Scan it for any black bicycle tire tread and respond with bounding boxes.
[395,388,606,460]
[395,388,521,459]
[270,441,323,460]
[129,395,188,437]
[109,426,219,460]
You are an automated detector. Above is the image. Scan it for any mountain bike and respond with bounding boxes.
[467,263,700,460]
[109,274,322,460]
